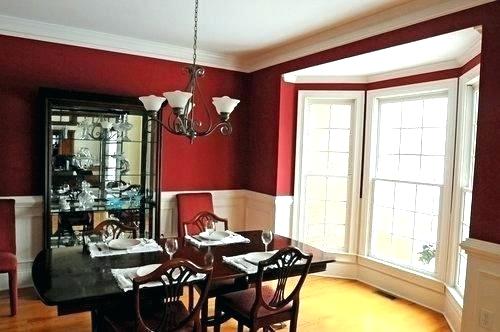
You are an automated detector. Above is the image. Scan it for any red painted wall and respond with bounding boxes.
[0,35,248,196]
[248,2,500,243]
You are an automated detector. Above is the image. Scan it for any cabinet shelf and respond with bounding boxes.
[50,201,156,214]
[43,88,161,249]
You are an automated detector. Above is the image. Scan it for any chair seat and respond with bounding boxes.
[206,278,248,297]
[103,300,194,331]
[0,252,17,272]
[218,285,293,319]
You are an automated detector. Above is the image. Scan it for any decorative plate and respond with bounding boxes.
[136,264,162,277]
[107,238,141,250]
[198,231,229,241]
[243,252,274,265]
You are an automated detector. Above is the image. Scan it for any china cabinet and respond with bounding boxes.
[41,88,162,249]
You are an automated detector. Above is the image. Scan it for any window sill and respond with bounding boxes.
[358,255,445,293]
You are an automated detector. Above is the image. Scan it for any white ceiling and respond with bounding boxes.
[0,0,412,56]
[286,28,481,81]
[0,0,491,72]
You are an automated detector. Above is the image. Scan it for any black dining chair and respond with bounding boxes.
[102,259,213,332]
[214,246,313,332]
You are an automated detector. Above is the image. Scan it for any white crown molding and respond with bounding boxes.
[456,38,482,66]
[285,60,461,84]
[0,14,246,72]
[367,60,460,83]
[0,0,490,73]
[284,74,369,84]
[242,0,493,72]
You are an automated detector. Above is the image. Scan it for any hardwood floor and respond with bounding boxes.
[0,276,451,331]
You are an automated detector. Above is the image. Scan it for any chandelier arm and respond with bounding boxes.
[148,116,187,136]
[195,121,232,137]
[191,77,214,135]
[169,111,188,135]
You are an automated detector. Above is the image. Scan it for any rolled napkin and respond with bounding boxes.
[185,230,250,248]
[111,265,205,292]
[88,238,163,258]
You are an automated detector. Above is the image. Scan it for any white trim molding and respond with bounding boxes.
[243,0,492,72]
[461,238,500,332]
[0,0,491,73]
[0,196,43,290]
[0,14,245,72]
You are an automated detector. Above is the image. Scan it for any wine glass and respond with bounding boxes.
[101,228,114,253]
[121,115,133,141]
[165,238,178,260]
[261,230,273,252]
[205,219,215,236]
[132,221,140,239]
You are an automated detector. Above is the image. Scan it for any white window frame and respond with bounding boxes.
[293,90,365,254]
[360,79,458,283]
[447,64,480,298]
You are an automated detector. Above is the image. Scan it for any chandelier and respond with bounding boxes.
[139,0,240,143]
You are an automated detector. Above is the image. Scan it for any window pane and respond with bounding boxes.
[329,129,350,152]
[299,99,356,253]
[370,92,448,275]
[309,104,331,128]
[328,152,350,176]
[423,97,448,127]
[330,104,351,129]
[400,129,422,154]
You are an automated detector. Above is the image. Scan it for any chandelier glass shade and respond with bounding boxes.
[139,0,240,142]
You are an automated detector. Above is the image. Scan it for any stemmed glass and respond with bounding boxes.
[261,230,273,252]
[101,228,114,253]
[205,219,215,237]
[165,238,178,260]
[121,115,133,142]
[132,221,140,239]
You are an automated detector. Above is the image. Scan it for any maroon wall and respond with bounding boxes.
[247,2,500,243]
[0,35,248,196]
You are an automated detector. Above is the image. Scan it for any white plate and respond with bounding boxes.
[198,230,229,241]
[136,264,162,277]
[107,238,141,250]
[243,252,274,265]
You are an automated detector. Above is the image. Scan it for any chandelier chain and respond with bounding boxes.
[192,0,199,67]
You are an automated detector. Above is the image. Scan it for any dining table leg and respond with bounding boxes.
[91,308,101,332]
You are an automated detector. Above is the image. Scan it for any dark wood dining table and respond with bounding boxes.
[32,231,335,329]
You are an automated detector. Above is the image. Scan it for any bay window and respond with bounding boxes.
[363,82,456,276]
[294,91,364,253]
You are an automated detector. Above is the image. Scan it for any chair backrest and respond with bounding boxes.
[0,199,15,253]
[176,193,214,237]
[183,211,228,237]
[89,218,137,239]
[133,259,213,332]
[59,211,92,226]
[252,246,312,316]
